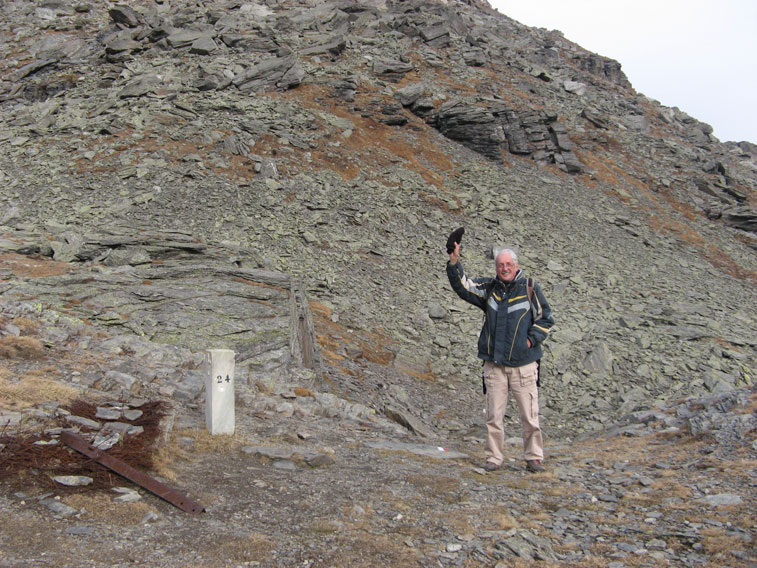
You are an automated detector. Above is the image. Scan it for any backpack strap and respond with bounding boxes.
[527,277,543,388]
[527,277,543,320]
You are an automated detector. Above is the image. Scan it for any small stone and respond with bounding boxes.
[53,475,93,487]
[93,430,121,450]
[699,493,743,506]
[40,498,78,517]
[637,476,654,486]
[113,488,142,503]
[66,415,101,430]
[305,453,335,467]
[66,526,95,536]
[141,511,160,524]
[96,407,122,420]
[428,305,447,319]
[123,409,143,421]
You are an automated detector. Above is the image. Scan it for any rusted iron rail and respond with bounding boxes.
[61,430,204,514]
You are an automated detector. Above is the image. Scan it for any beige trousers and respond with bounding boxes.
[483,360,543,464]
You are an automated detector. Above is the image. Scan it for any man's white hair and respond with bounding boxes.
[494,248,518,265]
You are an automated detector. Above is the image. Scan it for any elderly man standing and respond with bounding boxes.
[447,240,554,473]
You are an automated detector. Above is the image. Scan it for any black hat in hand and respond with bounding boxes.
[446,227,465,254]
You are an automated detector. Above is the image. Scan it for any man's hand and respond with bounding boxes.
[448,241,460,264]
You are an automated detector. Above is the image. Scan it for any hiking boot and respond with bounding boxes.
[483,461,501,472]
[526,460,545,473]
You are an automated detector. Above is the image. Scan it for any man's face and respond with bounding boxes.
[496,252,518,282]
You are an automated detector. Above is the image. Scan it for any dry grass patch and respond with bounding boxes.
[649,478,693,500]
[519,510,551,530]
[502,472,560,491]
[723,458,757,483]
[276,84,457,188]
[615,475,697,510]
[152,427,248,481]
[621,491,682,509]
[0,336,45,360]
[538,479,575,498]
[407,473,469,504]
[0,252,70,278]
[525,469,558,481]
[11,317,40,335]
[568,499,615,514]
[503,476,531,490]
[203,532,276,564]
[701,527,751,560]
[309,518,343,535]
[0,372,80,410]
[407,473,459,491]
[573,553,622,567]
[310,300,397,367]
[570,435,648,466]
[744,392,757,414]
[493,511,521,531]
[0,514,83,564]
[423,508,483,538]
[311,532,422,568]
[552,540,580,555]
[147,443,186,483]
[573,430,717,471]
[504,561,561,568]
[178,427,248,453]
[63,492,158,525]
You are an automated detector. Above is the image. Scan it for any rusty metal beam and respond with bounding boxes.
[61,430,204,514]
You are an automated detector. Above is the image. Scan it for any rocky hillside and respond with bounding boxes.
[0,1,755,566]
[1,0,754,432]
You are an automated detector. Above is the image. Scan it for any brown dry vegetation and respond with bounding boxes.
[310,300,397,371]
[151,427,250,482]
[0,397,173,494]
[572,144,757,285]
[0,335,45,360]
[0,371,80,410]
[201,532,277,565]
[311,298,437,382]
[277,84,459,187]
[63,492,159,525]
[0,251,70,278]
[10,316,40,335]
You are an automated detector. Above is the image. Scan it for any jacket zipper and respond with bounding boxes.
[508,311,528,361]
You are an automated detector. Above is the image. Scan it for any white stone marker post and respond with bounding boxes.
[205,349,235,435]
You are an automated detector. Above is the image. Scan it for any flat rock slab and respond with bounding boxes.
[365,440,469,460]
[53,475,93,487]
[698,493,743,506]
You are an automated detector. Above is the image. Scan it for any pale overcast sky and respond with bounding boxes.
[489,0,757,143]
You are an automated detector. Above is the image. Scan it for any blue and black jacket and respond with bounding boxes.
[447,262,554,368]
